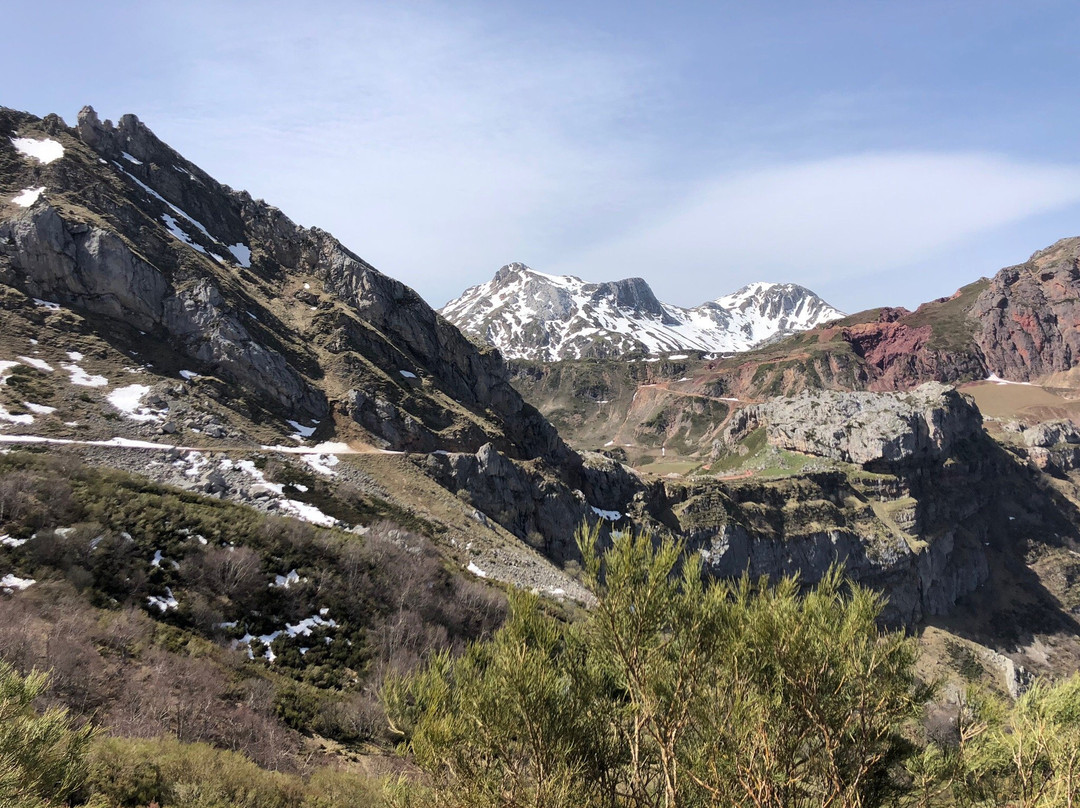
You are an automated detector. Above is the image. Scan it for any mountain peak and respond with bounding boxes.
[440,267,844,361]
[493,261,532,282]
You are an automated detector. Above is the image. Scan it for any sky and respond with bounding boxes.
[6,0,1080,314]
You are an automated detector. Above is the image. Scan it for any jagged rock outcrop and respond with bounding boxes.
[692,513,989,627]
[971,238,1080,380]
[694,385,1003,623]
[1023,420,1080,448]
[1022,419,1080,472]
[836,308,987,393]
[0,205,327,418]
[721,382,982,468]
[419,443,591,560]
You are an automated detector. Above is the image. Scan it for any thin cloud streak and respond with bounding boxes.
[129,2,658,308]
[548,152,1080,309]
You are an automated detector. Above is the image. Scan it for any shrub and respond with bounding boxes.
[0,661,95,808]
[385,524,923,808]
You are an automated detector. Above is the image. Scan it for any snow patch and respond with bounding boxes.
[279,500,337,527]
[1,573,35,591]
[985,373,1033,386]
[301,453,339,476]
[0,404,34,426]
[16,356,53,372]
[23,403,55,415]
[286,614,337,637]
[12,186,45,207]
[234,459,338,526]
[105,437,169,449]
[11,137,64,164]
[286,419,318,439]
[121,151,143,165]
[107,384,163,422]
[61,362,107,387]
[33,299,61,311]
[467,561,488,578]
[399,370,417,379]
[591,506,622,521]
[116,165,220,257]
[162,213,209,255]
[0,361,19,385]
[272,569,301,589]
[1,535,28,548]
[147,588,179,612]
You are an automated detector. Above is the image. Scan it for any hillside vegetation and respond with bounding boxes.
[5,527,1080,807]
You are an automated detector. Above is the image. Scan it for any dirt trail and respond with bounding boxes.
[0,433,400,457]
[635,381,745,405]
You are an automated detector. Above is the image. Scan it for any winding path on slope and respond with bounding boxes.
[0,433,400,456]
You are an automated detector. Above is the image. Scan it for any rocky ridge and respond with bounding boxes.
[440,263,844,361]
[2,106,567,463]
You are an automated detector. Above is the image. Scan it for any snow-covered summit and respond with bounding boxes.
[439,264,844,361]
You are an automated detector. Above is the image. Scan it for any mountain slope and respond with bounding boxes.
[439,262,844,360]
[0,105,612,572]
[0,108,588,455]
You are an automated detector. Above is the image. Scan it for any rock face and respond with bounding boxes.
[1021,419,1080,472]
[723,383,983,467]
[691,385,1001,624]
[1023,420,1080,449]
[418,443,590,561]
[971,238,1080,381]
[0,205,327,419]
[691,509,990,627]
[440,264,844,360]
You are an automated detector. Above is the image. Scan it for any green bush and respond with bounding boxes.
[0,661,95,808]
[88,736,302,808]
[384,525,923,808]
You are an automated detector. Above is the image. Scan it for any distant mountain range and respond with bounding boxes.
[439,263,845,361]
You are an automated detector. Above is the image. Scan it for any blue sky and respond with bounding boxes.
[7,0,1080,314]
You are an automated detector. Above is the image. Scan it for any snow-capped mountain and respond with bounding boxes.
[439,263,845,361]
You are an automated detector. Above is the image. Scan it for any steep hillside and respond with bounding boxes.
[1,107,570,462]
[440,262,843,360]
[0,106,620,571]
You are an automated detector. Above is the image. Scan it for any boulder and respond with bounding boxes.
[722,382,982,467]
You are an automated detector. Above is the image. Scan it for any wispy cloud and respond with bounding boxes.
[548,152,1080,307]
[69,2,1080,313]
[130,2,658,305]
